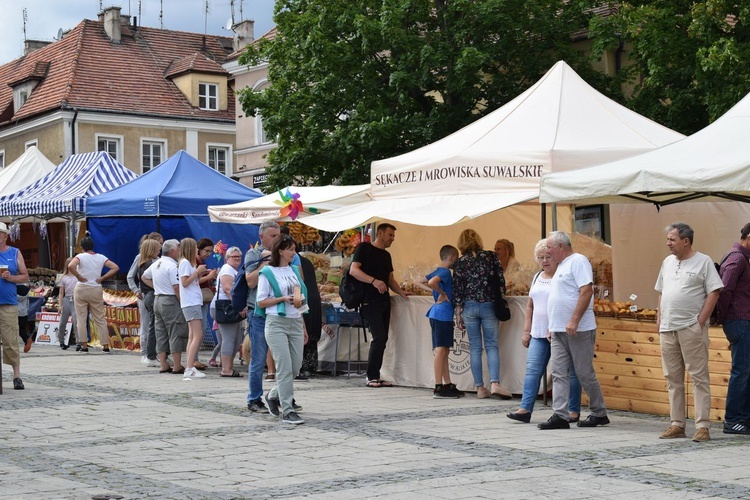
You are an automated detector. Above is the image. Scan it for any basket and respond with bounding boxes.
[324,307,364,326]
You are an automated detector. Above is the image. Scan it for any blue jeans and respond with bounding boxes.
[246,313,268,403]
[521,337,581,413]
[462,301,499,386]
[724,319,750,423]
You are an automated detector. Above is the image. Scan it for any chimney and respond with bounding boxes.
[233,19,255,51]
[98,6,122,43]
[24,40,52,56]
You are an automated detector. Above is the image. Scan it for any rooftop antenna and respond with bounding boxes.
[138,0,142,21]
[22,8,27,41]
[239,0,244,21]
[99,1,103,12]
[159,0,163,29]
[230,0,235,26]
[204,0,210,35]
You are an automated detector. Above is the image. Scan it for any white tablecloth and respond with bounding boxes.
[317,295,531,393]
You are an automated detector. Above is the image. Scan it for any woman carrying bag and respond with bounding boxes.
[212,246,246,376]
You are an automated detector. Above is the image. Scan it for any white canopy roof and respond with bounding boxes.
[207,184,371,224]
[302,60,683,231]
[0,146,57,197]
[539,91,750,206]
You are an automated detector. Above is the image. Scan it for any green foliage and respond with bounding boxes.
[589,0,750,135]
[238,0,601,190]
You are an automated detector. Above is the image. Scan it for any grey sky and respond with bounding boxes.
[0,0,276,65]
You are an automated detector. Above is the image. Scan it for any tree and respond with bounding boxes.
[589,1,750,135]
[239,0,601,190]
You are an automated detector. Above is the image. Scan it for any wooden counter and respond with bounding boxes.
[587,317,731,422]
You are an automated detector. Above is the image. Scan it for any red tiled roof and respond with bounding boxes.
[164,52,229,79]
[0,19,236,126]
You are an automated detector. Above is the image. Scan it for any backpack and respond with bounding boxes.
[230,254,269,312]
[339,265,365,310]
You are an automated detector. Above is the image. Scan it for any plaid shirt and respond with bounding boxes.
[717,243,750,323]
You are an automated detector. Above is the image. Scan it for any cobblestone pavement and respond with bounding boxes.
[2,346,750,499]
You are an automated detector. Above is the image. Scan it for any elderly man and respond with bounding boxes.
[0,222,29,390]
[142,239,187,374]
[657,222,722,442]
[717,223,750,435]
[246,221,281,413]
[538,231,609,430]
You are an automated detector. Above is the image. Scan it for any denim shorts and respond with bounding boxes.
[430,318,454,349]
[182,305,203,322]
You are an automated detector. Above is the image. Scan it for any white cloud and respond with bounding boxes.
[0,0,275,65]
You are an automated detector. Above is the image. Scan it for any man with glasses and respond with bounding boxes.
[245,221,281,412]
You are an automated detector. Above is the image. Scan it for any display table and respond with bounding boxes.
[368,295,530,393]
[593,317,730,421]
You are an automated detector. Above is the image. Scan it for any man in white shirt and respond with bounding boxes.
[142,239,187,374]
[656,222,723,442]
[538,231,609,430]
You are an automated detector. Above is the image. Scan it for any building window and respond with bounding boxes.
[96,134,123,163]
[199,83,218,110]
[256,114,271,145]
[141,139,166,174]
[25,139,38,150]
[0,150,4,168]
[207,144,231,176]
[19,91,28,106]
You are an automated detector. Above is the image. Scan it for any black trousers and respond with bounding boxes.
[360,299,391,381]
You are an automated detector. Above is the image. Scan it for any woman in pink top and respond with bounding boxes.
[68,234,119,353]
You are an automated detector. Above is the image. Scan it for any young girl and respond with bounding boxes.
[57,257,78,349]
[179,237,208,380]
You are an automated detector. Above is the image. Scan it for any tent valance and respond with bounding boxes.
[0,151,136,217]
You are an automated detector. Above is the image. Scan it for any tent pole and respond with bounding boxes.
[541,202,548,406]
[69,212,76,258]
[551,202,558,231]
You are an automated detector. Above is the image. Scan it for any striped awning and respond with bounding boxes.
[0,151,137,217]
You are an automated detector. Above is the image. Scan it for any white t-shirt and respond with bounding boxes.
[655,251,723,331]
[217,264,237,301]
[143,256,179,296]
[178,259,202,308]
[548,253,596,332]
[75,252,110,287]
[257,266,302,318]
[528,273,552,338]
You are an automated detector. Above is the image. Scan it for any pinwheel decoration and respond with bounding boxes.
[213,240,228,263]
[274,188,304,220]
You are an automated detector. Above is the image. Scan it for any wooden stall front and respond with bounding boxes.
[586,317,731,422]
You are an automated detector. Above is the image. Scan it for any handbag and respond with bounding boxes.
[201,287,214,304]
[490,253,511,322]
[494,296,511,322]
[214,299,243,324]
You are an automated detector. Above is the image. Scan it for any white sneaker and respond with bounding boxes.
[146,359,160,368]
[140,355,149,365]
[183,367,206,380]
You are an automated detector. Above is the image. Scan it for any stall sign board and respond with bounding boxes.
[35,312,72,346]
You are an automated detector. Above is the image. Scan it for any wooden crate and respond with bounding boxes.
[583,318,731,422]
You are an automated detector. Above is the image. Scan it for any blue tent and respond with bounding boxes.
[86,150,262,269]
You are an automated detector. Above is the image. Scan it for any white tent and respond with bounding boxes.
[207,184,371,224]
[0,146,56,197]
[303,60,684,231]
[539,91,750,206]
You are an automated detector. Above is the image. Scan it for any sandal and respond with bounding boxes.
[366,380,382,388]
[221,370,243,378]
[265,373,276,380]
[209,359,219,368]
[172,367,185,375]
[159,367,173,373]
[379,380,394,387]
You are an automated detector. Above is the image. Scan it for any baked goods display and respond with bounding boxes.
[284,221,321,245]
[333,229,366,256]
[593,298,657,321]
